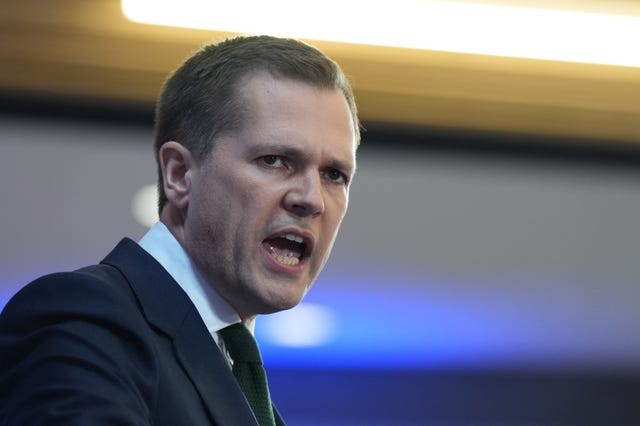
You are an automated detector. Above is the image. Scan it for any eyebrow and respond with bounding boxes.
[327,157,356,178]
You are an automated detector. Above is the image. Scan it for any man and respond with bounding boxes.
[0,35,360,425]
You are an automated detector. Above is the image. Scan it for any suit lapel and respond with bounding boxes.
[102,239,259,426]
[172,306,259,426]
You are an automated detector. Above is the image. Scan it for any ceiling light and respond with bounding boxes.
[122,0,640,68]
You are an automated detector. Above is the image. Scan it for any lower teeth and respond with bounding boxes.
[274,253,300,266]
[267,245,301,266]
[270,251,300,266]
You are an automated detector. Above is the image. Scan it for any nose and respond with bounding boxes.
[283,171,325,217]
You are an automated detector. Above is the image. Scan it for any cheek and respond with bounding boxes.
[329,196,349,224]
[222,180,279,235]
[320,201,348,247]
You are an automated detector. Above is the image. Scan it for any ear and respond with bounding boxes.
[159,141,195,211]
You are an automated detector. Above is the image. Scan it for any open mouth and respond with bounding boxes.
[262,232,311,266]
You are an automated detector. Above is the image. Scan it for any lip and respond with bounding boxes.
[260,227,316,275]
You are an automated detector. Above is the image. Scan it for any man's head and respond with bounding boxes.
[155,35,360,212]
[155,36,359,321]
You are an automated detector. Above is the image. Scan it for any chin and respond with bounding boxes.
[261,291,307,314]
[272,297,304,313]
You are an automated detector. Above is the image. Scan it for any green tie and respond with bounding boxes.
[219,323,276,426]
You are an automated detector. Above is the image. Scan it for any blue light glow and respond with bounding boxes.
[256,270,508,370]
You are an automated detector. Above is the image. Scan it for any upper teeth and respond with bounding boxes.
[281,233,303,243]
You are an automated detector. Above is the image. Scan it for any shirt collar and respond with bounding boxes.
[138,221,244,335]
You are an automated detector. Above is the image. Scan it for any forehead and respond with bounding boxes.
[238,72,357,134]
[236,73,357,166]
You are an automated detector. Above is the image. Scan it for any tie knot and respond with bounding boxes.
[219,323,262,364]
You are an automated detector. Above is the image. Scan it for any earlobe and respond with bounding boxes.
[159,141,194,210]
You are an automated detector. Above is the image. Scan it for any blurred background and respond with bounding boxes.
[1,1,640,424]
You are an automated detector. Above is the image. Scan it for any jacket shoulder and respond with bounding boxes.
[1,262,136,326]
[0,253,160,425]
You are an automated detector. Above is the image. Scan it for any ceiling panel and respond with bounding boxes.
[2,0,640,145]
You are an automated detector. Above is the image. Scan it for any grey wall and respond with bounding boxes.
[2,113,639,424]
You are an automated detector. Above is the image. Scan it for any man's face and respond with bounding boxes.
[182,73,357,319]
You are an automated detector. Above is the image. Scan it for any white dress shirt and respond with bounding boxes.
[138,222,251,346]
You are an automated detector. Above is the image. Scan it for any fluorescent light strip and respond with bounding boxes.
[122,0,640,68]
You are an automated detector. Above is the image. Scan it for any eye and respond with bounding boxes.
[260,155,285,167]
[325,168,348,185]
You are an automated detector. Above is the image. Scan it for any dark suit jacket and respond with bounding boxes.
[0,238,285,426]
